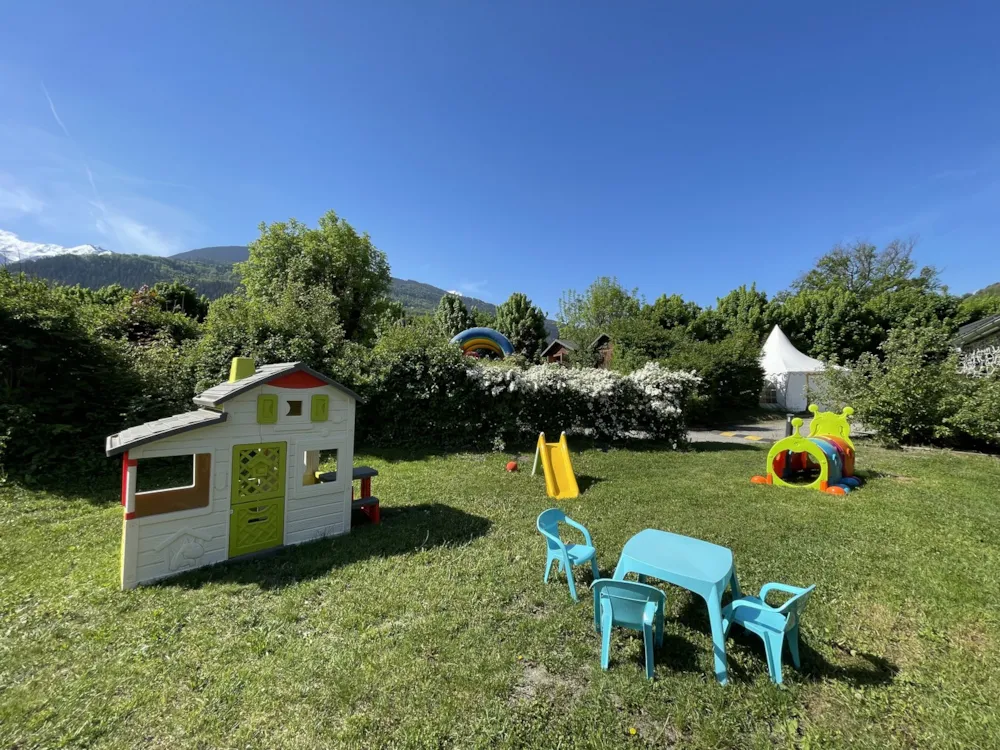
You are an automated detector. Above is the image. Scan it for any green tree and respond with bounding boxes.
[716,283,769,340]
[958,294,1000,325]
[435,294,472,338]
[644,294,701,330]
[152,281,209,321]
[794,238,938,299]
[237,210,391,343]
[766,288,876,362]
[470,306,496,328]
[558,276,641,346]
[495,292,548,360]
[193,284,345,389]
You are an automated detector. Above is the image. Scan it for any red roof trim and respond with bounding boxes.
[267,371,328,389]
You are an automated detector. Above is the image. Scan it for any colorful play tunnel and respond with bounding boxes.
[751,406,861,496]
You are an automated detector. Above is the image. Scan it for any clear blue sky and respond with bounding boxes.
[2,2,998,315]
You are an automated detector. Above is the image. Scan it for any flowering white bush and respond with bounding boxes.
[467,361,700,446]
[354,327,699,450]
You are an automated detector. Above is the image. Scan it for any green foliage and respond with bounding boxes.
[10,253,239,298]
[645,293,701,330]
[152,281,209,321]
[238,210,391,343]
[766,288,876,362]
[434,294,472,338]
[193,285,345,390]
[88,285,203,346]
[659,334,765,425]
[824,327,971,446]
[793,238,938,299]
[558,276,641,345]
[470,306,496,328]
[0,272,140,478]
[958,293,1000,325]
[494,292,548,360]
[715,283,769,340]
[945,375,1000,449]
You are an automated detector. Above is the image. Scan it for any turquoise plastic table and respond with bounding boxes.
[613,529,741,684]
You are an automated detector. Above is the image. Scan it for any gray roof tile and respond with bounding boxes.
[193,362,362,407]
[106,409,228,456]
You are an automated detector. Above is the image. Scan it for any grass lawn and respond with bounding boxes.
[2,443,999,749]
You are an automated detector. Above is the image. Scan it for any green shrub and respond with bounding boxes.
[0,273,142,479]
[824,326,986,447]
[659,334,764,426]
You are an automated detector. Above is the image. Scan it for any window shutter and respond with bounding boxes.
[310,394,329,422]
[257,394,278,424]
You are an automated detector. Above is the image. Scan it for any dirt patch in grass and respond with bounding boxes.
[629,712,681,747]
[508,661,588,706]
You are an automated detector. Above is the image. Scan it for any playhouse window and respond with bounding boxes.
[134,454,211,517]
[302,448,338,486]
[286,400,303,417]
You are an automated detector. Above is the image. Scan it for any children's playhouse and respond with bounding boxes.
[106,358,366,589]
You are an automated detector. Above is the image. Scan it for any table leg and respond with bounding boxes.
[705,585,729,685]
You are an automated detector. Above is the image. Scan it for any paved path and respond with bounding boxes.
[688,418,788,446]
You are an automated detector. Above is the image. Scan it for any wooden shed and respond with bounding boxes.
[106,358,360,589]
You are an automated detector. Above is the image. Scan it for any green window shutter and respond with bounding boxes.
[311,394,329,422]
[257,394,278,424]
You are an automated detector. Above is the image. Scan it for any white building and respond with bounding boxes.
[106,358,359,589]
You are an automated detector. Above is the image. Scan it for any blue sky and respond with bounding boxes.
[1,2,998,314]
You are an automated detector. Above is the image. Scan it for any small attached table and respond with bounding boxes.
[613,529,741,684]
[316,466,380,524]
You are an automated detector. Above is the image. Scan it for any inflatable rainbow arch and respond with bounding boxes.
[450,327,515,357]
[752,405,861,496]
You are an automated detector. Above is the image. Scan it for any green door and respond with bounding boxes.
[229,442,286,557]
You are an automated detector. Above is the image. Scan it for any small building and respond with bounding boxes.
[106,358,361,589]
[541,333,613,367]
[590,333,614,368]
[541,338,577,364]
[955,314,1000,376]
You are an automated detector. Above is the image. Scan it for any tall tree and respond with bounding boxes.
[794,238,938,299]
[435,294,472,338]
[495,292,548,360]
[557,276,641,343]
[716,283,769,340]
[644,293,701,330]
[238,210,391,343]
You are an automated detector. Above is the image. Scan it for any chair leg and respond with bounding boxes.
[764,633,785,684]
[600,602,613,670]
[566,564,578,602]
[642,618,655,679]
[655,610,664,649]
[543,555,553,584]
[786,626,801,670]
[590,557,600,582]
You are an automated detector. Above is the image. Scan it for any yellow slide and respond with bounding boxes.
[533,432,579,500]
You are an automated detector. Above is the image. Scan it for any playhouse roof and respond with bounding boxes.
[760,325,827,375]
[106,409,228,456]
[193,362,362,408]
[541,339,577,357]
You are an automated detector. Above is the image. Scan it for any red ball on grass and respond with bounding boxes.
[505,461,519,472]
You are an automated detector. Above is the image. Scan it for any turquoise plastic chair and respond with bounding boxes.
[536,508,599,601]
[722,582,815,684]
[592,579,666,679]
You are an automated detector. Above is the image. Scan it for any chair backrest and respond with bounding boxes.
[592,579,666,630]
[776,584,816,629]
[536,508,567,552]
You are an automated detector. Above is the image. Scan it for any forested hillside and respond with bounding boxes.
[7,252,498,315]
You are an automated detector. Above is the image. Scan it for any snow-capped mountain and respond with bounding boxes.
[0,229,113,264]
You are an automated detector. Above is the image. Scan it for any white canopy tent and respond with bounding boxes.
[759,325,828,413]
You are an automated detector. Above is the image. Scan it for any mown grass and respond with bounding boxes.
[2,444,999,749]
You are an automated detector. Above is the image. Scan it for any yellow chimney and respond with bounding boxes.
[229,357,256,382]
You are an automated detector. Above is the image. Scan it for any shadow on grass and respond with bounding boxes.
[161,502,492,591]
[675,596,897,687]
[577,475,605,493]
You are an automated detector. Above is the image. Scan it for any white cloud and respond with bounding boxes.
[0,180,44,219]
[96,211,177,256]
[458,280,488,296]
